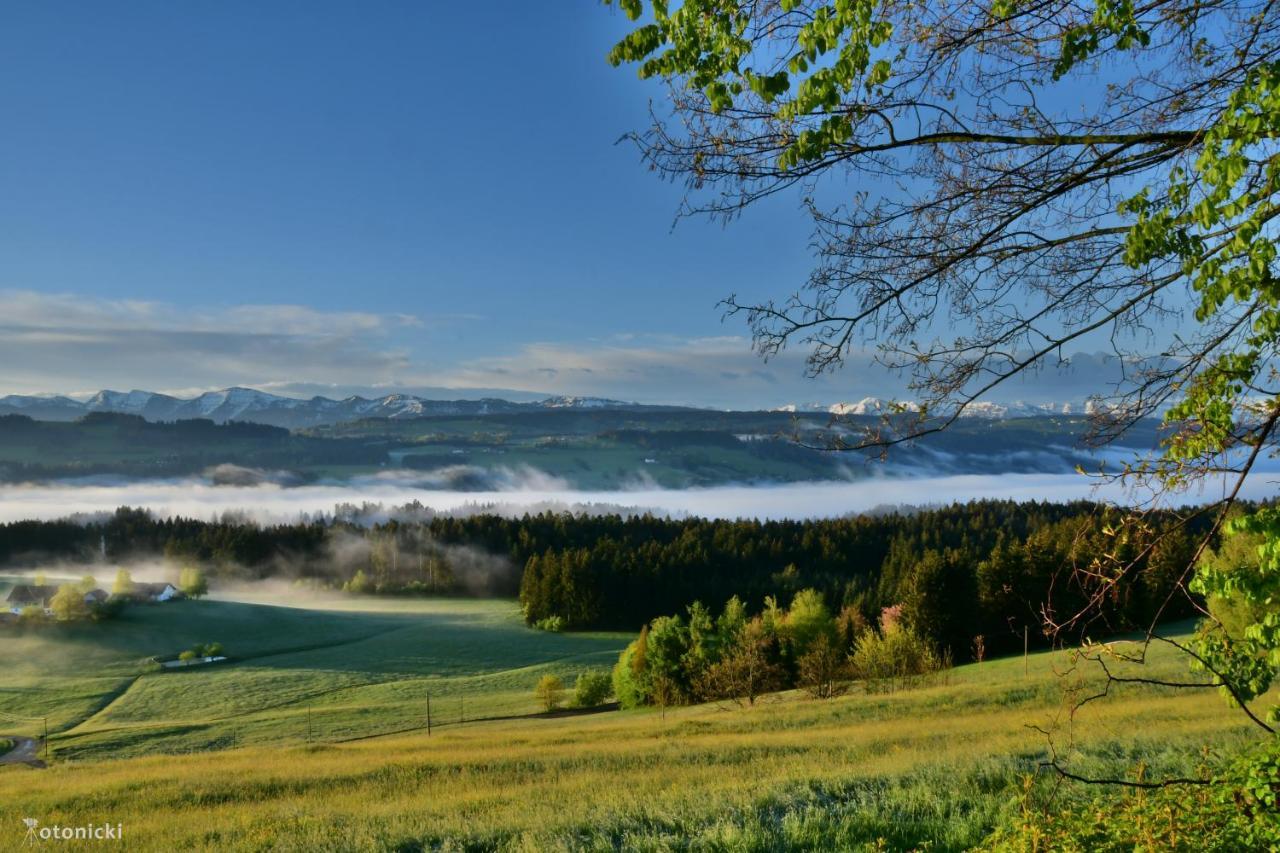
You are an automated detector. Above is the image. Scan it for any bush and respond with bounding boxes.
[850,607,947,693]
[533,616,565,632]
[178,650,198,662]
[572,670,612,707]
[18,605,45,624]
[696,618,784,706]
[987,744,1280,851]
[797,634,851,699]
[534,674,565,712]
[612,638,651,709]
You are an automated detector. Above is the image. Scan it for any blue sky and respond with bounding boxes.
[0,2,1140,408]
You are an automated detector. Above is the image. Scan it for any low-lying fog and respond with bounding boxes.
[1,466,1276,523]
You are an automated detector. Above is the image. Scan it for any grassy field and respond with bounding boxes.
[0,609,1268,850]
[0,580,631,761]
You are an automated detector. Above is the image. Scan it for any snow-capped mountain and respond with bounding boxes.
[0,388,665,429]
[773,397,1107,419]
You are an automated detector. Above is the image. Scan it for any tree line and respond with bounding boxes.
[0,500,1213,660]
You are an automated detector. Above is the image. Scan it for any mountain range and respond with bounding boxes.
[773,397,1114,419]
[0,388,677,429]
[0,387,1119,430]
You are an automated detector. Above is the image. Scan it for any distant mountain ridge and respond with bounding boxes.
[0,388,1141,430]
[772,396,1120,419]
[0,387,676,429]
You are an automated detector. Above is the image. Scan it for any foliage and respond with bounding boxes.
[181,642,225,659]
[572,670,612,708]
[796,633,850,699]
[0,501,1209,643]
[49,584,90,622]
[532,615,564,633]
[17,604,44,624]
[178,566,208,599]
[605,0,1280,756]
[850,607,947,693]
[989,742,1280,851]
[112,569,135,596]
[616,588,885,707]
[612,637,651,710]
[783,587,834,656]
[344,569,372,594]
[697,617,786,706]
[1190,508,1280,726]
[534,674,566,712]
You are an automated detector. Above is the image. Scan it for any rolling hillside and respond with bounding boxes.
[0,616,1263,850]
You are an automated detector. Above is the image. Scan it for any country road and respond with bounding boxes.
[0,737,44,768]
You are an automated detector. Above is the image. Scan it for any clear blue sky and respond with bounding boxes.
[0,2,1128,408]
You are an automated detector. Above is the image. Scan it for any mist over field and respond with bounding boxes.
[1,464,1277,523]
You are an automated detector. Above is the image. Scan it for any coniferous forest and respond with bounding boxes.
[0,500,1211,661]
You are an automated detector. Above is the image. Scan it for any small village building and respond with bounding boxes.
[5,584,58,615]
[114,582,182,603]
[6,584,115,615]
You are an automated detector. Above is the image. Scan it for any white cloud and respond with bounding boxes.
[0,289,422,396]
[0,289,1156,410]
[431,335,898,408]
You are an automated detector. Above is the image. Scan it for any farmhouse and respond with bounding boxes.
[115,582,182,603]
[5,584,57,615]
[6,585,114,615]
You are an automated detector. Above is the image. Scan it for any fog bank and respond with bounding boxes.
[0,469,1275,523]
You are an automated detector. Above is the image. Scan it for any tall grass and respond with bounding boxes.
[0,633,1265,851]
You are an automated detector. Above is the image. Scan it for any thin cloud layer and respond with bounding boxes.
[0,289,420,396]
[3,289,1159,410]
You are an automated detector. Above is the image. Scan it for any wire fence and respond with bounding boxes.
[3,690,617,764]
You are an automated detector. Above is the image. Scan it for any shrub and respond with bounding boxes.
[533,615,565,632]
[987,744,1280,851]
[572,670,612,707]
[850,607,946,693]
[112,569,135,596]
[612,639,651,709]
[178,566,208,598]
[534,675,565,712]
[797,634,851,699]
[178,650,198,662]
[697,618,784,706]
[49,584,90,622]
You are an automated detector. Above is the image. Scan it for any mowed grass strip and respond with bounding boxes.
[0,636,1264,851]
[0,591,631,755]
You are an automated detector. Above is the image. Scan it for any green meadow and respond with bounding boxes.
[0,582,630,761]
[0,586,1268,850]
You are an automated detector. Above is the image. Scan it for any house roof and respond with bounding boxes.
[134,582,176,594]
[5,584,58,605]
[84,588,110,602]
